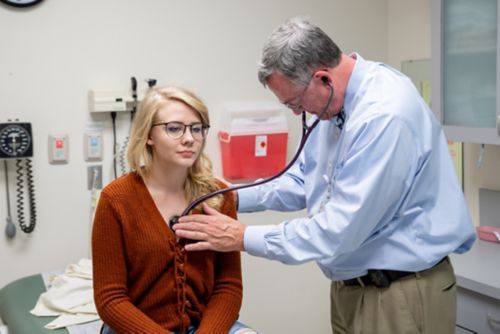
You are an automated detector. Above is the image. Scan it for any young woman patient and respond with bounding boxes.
[92,86,244,334]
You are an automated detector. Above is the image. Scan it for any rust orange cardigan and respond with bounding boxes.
[92,172,242,334]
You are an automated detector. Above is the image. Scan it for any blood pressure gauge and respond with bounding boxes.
[0,123,33,158]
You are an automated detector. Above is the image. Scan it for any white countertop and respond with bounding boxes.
[450,239,500,300]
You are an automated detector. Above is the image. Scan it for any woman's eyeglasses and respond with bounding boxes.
[152,122,210,140]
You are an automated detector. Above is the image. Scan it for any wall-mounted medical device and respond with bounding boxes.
[88,78,156,113]
[88,90,139,113]
[0,122,33,159]
[1,121,37,238]
[48,134,69,164]
[83,130,103,161]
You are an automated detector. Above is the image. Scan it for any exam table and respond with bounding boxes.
[0,273,68,334]
[0,272,102,334]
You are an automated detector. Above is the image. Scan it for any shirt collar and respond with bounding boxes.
[343,52,366,118]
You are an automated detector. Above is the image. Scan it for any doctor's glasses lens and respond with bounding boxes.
[155,122,210,140]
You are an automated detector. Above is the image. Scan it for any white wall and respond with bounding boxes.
[0,1,388,333]
[387,0,431,68]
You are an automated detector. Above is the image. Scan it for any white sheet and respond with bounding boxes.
[31,259,102,330]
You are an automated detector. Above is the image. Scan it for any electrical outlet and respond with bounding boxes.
[87,165,103,190]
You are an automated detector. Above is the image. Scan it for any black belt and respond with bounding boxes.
[340,257,448,288]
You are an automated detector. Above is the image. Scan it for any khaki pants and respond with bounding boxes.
[330,258,456,334]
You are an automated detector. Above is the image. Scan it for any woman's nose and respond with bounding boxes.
[181,128,195,142]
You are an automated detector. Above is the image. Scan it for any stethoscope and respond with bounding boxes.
[168,81,334,229]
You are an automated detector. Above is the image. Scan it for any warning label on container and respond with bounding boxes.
[255,135,268,157]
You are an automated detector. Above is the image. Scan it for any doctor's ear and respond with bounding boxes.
[313,70,331,86]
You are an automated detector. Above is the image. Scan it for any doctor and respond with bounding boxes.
[174,17,476,334]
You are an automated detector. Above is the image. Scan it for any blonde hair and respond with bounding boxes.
[127,86,222,210]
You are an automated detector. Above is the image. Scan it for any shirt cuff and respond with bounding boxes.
[244,225,274,257]
[237,188,260,212]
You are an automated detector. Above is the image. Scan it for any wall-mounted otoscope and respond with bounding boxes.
[169,82,335,230]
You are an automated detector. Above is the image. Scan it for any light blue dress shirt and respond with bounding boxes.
[239,54,476,281]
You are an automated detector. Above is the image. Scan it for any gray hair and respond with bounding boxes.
[258,17,342,87]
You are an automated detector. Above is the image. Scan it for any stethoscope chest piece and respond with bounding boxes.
[169,215,180,230]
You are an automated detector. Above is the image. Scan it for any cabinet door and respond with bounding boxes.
[456,287,500,334]
[432,0,500,144]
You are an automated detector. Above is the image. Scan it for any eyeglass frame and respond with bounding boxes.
[151,121,210,140]
[282,79,313,111]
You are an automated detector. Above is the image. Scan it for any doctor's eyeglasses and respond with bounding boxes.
[283,86,308,111]
[282,78,312,112]
[152,121,210,140]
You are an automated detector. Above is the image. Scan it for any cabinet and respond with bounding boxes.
[450,240,500,334]
[450,188,500,333]
[432,0,500,144]
[456,287,500,334]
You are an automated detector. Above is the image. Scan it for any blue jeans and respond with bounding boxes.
[101,320,254,334]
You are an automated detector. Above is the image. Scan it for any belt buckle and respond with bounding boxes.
[369,270,390,288]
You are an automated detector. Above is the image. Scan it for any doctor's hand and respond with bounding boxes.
[173,203,246,252]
